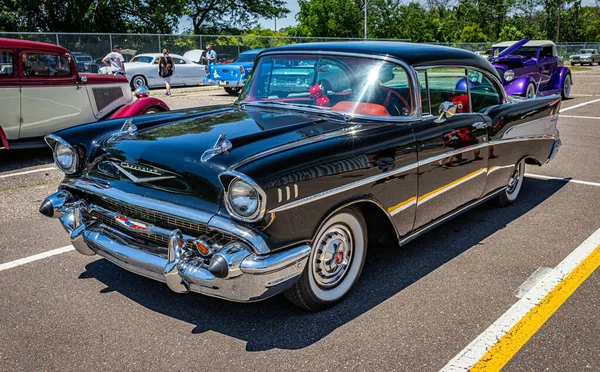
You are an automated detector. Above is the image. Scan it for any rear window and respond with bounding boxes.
[22,53,71,77]
[130,56,154,63]
[75,55,93,62]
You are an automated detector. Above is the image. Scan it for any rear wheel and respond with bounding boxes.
[284,206,367,311]
[495,159,525,207]
[561,74,572,99]
[131,75,147,90]
[224,87,240,96]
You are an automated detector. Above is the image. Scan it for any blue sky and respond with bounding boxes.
[258,0,300,30]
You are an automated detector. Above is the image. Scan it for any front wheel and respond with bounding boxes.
[143,107,162,114]
[131,75,147,90]
[495,159,525,207]
[525,83,536,99]
[284,206,367,311]
[561,74,572,99]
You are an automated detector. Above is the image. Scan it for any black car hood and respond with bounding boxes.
[89,107,343,214]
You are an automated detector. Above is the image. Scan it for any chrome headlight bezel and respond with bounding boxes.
[504,69,515,82]
[221,171,267,223]
[44,134,79,174]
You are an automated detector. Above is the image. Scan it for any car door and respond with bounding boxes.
[19,50,95,139]
[537,46,556,88]
[0,49,21,142]
[171,56,198,86]
[412,68,489,229]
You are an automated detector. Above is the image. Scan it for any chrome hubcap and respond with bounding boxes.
[312,225,353,288]
[507,163,521,194]
[134,78,144,87]
[526,85,535,98]
[564,77,571,96]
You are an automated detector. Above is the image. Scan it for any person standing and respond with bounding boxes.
[158,49,175,96]
[102,45,126,77]
[203,44,217,65]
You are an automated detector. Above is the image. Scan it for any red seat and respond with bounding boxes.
[331,101,390,117]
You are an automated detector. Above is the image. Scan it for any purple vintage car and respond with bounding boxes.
[489,39,571,99]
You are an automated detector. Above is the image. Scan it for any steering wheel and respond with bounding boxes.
[381,87,410,116]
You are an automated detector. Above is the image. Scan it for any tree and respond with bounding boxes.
[184,0,289,34]
[498,25,526,41]
[292,0,363,38]
[460,23,488,42]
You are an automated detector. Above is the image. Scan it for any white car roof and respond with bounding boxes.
[131,53,190,61]
[492,40,556,48]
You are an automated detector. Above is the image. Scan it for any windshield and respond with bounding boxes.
[239,54,413,117]
[234,53,258,63]
[506,46,538,58]
[130,56,154,63]
[578,49,595,54]
[74,55,92,62]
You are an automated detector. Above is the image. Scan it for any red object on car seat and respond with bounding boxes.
[452,94,470,113]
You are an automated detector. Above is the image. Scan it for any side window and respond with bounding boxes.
[426,67,470,114]
[0,51,15,76]
[468,69,503,112]
[418,70,429,114]
[540,46,553,58]
[173,58,186,65]
[22,53,71,77]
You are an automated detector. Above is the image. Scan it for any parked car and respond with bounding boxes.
[99,53,206,89]
[204,49,262,95]
[490,38,572,99]
[0,38,169,150]
[40,42,561,310]
[568,48,600,66]
[71,52,97,73]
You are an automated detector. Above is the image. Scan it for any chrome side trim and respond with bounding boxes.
[417,143,489,167]
[398,187,507,247]
[501,114,559,140]
[207,215,271,254]
[269,162,419,213]
[219,170,268,223]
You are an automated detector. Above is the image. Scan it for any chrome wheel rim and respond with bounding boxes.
[312,225,353,288]
[564,76,571,97]
[507,162,521,194]
[526,84,536,99]
[133,77,145,88]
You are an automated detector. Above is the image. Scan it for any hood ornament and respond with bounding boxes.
[121,119,137,135]
[201,134,233,162]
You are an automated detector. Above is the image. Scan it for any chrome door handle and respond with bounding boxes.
[472,122,487,129]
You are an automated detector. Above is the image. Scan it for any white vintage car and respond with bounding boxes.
[100,53,207,89]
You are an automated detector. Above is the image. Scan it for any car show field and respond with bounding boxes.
[1,58,600,372]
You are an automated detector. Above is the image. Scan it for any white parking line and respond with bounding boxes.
[0,167,57,179]
[0,245,74,272]
[561,98,600,112]
[442,227,600,371]
[561,115,600,120]
[525,173,600,187]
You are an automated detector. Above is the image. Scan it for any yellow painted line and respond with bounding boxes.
[387,196,416,214]
[472,245,600,371]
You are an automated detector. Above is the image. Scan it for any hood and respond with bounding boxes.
[493,38,529,60]
[89,107,343,214]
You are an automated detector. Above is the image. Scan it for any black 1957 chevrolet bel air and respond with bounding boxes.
[40,42,561,311]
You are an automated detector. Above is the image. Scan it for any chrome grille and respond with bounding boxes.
[92,87,124,111]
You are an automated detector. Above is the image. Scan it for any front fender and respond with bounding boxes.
[551,66,571,90]
[504,76,535,96]
[109,97,170,119]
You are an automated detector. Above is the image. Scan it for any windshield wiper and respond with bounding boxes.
[243,100,352,122]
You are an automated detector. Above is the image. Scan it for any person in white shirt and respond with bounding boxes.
[102,45,126,76]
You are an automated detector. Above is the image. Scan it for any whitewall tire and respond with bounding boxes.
[495,159,525,207]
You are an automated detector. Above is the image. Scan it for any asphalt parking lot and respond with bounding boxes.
[1,67,600,371]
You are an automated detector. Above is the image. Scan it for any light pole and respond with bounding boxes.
[364,0,367,39]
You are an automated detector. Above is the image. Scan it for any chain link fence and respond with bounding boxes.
[2,32,598,63]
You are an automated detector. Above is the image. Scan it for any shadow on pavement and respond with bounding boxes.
[0,147,53,173]
[80,177,566,351]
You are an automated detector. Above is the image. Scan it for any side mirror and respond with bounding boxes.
[134,85,150,98]
[435,101,456,123]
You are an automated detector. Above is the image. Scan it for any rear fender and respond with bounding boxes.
[109,97,169,119]
[504,76,535,96]
[550,67,571,90]
[0,125,9,150]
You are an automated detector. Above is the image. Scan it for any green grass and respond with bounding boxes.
[569,65,592,72]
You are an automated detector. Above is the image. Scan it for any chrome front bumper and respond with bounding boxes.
[41,190,310,302]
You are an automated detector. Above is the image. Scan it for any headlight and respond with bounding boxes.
[223,173,267,222]
[504,70,515,82]
[229,179,258,217]
[45,135,79,174]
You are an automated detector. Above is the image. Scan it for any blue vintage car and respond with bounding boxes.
[489,39,571,99]
[204,49,262,95]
